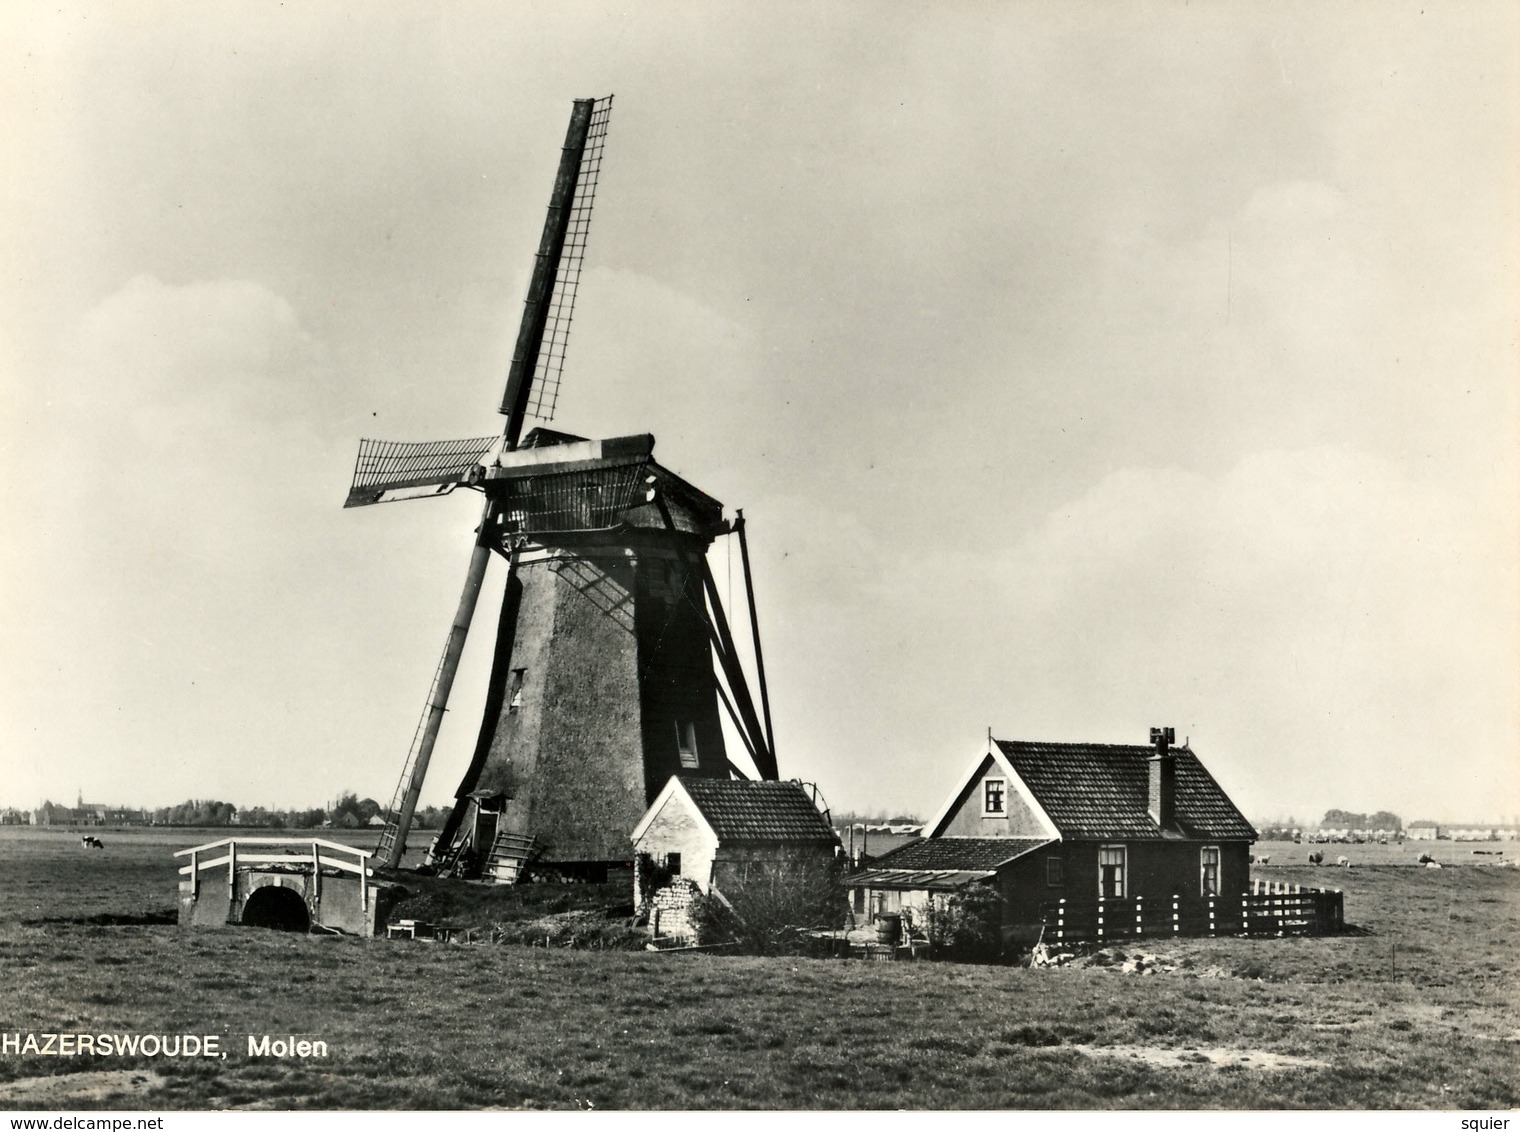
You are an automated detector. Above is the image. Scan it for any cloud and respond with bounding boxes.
[973,446,1518,820]
[760,443,1517,825]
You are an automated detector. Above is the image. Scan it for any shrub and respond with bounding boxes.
[923,884,1006,962]
[689,855,847,955]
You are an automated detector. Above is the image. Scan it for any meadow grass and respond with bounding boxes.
[0,831,1515,1110]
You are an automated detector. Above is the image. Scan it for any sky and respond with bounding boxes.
[2,2,1516,826]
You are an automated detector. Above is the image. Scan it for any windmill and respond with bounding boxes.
[346,96,778,881]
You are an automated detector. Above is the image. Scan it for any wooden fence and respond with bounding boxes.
[1039,881,1343,945]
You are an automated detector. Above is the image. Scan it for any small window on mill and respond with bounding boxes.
[507,669,526,715]
[676,721,699,769]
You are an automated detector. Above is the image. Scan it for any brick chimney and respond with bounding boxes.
[1148,726,1176,829]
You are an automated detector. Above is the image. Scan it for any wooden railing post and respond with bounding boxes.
[228,841,237,898]
[312,842,322,900]
[190,850,199,900]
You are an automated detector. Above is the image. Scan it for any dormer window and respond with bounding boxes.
[983,778,1006,816]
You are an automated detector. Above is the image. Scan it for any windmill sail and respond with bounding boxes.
[500,95,613,446]
[344,436,498,508]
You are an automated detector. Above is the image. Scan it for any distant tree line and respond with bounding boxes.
[149,792,452,829]
[1321,809,1403,831]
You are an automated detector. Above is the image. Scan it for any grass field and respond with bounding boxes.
[0,829,1516,1110]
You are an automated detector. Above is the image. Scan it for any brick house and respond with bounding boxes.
[849,733,1257,942]
[630,777,840,940]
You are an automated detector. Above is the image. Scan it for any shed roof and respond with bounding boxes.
[848,868,994,892]
[994,740,1257,842]
[677,779,839,844]
[869,837,1053,871]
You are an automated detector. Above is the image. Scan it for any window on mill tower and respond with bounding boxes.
[676,721,699,769]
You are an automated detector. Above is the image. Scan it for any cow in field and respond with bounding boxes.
[1417,852,1436,865]
[1251,854,1271,865]
[1307,851,1323,865]
[1336,855,1350,867]
[79,835,103,849]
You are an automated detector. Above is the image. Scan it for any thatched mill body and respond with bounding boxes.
[345,97,778,880]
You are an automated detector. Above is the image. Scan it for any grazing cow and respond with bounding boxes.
[1336,855,1350,867]
[1417,852,1436,865]
[1308,851,1324,865]
[1251,854,1271,865]
[80,835,103,849]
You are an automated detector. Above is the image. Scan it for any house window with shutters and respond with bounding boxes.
[676,721,699,769]
[1099,845,1127,899]
[983,778,1006,816]
[1200,845,1220,897]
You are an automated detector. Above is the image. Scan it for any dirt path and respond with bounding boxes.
[1072,1045,1329,1070]
[0,1069,161,1106]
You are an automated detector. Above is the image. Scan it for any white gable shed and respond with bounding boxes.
[630,777,840,908]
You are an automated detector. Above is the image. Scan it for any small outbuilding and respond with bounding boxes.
[630,777,840,940]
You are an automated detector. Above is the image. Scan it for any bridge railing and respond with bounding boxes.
[174,837,374,909]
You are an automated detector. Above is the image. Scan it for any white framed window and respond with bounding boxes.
[1200,845,1220,897]
[1099,845,1127,899]
[982,778,1006,816]
[676,721,699,769]
[666,852,682,876]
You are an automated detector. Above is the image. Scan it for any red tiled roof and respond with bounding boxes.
[869,837,1053,871]
[680,779,839,844]
[994,739,1257,842]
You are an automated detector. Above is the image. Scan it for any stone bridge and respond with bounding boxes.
[176,838,398,936]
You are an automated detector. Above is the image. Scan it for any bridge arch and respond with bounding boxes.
[241,882,311,932]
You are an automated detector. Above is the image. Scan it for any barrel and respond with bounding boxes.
[876,912,902,944]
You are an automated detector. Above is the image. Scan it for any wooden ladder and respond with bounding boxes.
[482,831,538,885]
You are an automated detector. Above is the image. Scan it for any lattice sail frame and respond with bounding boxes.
[345,436,499,508]
[524,95,612,424]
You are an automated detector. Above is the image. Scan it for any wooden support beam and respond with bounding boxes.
[700,560,775,778]
[733,511,775,762]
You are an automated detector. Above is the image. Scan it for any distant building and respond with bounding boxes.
[32,796,146,827]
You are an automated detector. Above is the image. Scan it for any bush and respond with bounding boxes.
[689,855,847,955]
[923,884,1006,962]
